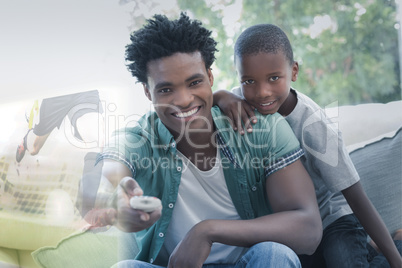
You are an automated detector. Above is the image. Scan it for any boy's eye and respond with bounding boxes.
[269,76,279,82]
[242,79,255,85]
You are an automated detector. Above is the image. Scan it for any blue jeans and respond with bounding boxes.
[367,240,402,268]
[299,214,402,268]
[113,241,301,268]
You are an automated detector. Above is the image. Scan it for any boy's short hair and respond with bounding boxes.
[234,24,294,66]
[125,12,218,84]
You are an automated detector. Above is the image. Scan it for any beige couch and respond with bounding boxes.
[0,100,401,268]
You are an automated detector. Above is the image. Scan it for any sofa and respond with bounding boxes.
[0,100,401,268]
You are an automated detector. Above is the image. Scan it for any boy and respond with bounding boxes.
[213,24,402,267]
[96,14,322,267]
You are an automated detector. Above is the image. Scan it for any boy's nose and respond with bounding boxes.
[256,84,273,98]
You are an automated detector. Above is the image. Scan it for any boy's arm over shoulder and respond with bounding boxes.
[213,89,256,134]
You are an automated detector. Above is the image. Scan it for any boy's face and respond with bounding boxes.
[235,51,298,115]
[143,52,214,139]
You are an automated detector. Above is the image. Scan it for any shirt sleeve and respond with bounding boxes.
[96,127,151,179]
[251,112,304,177]
[304,123,360,192]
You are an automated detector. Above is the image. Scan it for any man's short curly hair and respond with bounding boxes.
[125,12,218,84]
[234,24,294,66]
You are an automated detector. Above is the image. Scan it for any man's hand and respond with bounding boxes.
[83,207,117,229]
[213,90,256,134]
[168,221,212,268]
[115,177,162,232]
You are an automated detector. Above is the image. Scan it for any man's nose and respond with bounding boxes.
[173,88,194,108]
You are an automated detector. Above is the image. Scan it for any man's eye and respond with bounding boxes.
[159,88,171,93]
[242,79,254,85]
[270,76,279,82]
[190,80,201,86]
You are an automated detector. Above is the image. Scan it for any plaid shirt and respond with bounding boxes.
[96,106,303,264]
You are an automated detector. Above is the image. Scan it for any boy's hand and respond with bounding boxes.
[168,221,212,268]
[213,89,256,134]
[115,177,162,232]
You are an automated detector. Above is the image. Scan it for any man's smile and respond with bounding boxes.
[172,106,201,118]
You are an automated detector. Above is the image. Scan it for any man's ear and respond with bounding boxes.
[207,68,214,87]
[291,61,299,82]
[143,83,152,101]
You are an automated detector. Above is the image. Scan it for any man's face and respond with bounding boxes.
[143,52,214,139]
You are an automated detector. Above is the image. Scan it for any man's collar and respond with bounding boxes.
[138,107,229,154]
[136,111,176,151]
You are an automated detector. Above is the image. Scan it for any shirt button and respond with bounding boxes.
[177,166,182,172]
[251,186,257,191]
[159,232,164,237]
[150,258,154,263]
[163,145,168,150]
[168,203,174,208]
[172,142,176,148]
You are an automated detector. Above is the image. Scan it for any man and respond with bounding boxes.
[96,13,322,267]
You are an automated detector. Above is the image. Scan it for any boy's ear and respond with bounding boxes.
[291,61,299,82]
[207,68,214,87]
[143,83,152,101]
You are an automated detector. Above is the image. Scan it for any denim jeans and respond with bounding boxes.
[113,241,301,268]
[367,240,402,268]
[299,214,402,268]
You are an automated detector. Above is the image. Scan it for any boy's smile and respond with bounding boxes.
[236,52,298,116]
[143,52,214,140]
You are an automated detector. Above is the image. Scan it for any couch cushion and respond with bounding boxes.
[349,127,402,234]
[0,211,77,251]
[0,247,40,268]
[32,226,138,268]
[0,247,19,268]
[20,250,40,268]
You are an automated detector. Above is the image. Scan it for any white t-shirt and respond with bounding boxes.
[156,150,247,265]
